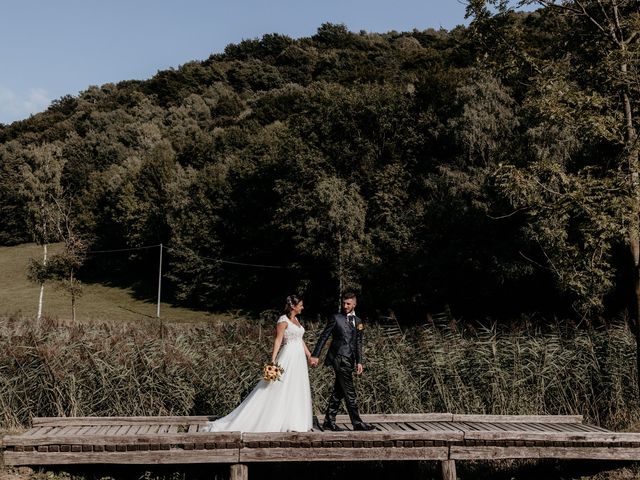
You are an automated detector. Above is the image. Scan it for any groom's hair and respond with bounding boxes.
[342,291,357,301]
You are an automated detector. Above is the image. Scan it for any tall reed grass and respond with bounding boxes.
[0,314,638,430]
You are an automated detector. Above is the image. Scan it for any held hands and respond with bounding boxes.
[307,357,363,373]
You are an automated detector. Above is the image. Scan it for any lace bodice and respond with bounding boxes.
[277,315,305,344]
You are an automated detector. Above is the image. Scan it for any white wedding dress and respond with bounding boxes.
[202,315,313,432]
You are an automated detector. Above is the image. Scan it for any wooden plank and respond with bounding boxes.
[2,432,242,447]
[3,449,240,465]
[434,422,466,433]
[520,422,556,433]
[29,427,57,437]
[402,423,419,431]
[239,446,450,462]
[241,431,462,442]
[530,422,598,434]
[126,426,146,435]
[406,422,429,432]
[457,422,485,433]
[392,423,411,432]
[522,422,563,433]
[424,422,465,433]
[105,425,121,435]
[451,414,583,424]
[451,446,640,460]
[8,445,640,466]
[576,424,611,433]
[31,413,587,427]
[32,416,216,427]
[420,422,438,432]
[334,414,454,423]
[167,425,179,434]
[187,424,199,433]
[547,423,609,433]
[136,425,151,435]
[461,430,640,443]
[472,422,514,433]
[458,422,556,434]
[54,426,75,436]
[471,422,535,433]
[153,425,165,434]
[564,423,608,434]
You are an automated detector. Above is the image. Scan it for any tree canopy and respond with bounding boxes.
[1,11,638,321]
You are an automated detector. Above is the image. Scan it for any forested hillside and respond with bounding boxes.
[1,4,638,321]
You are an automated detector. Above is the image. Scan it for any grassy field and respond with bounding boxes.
[0,243,228,323]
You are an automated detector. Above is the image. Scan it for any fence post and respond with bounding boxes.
[157,243,163,319]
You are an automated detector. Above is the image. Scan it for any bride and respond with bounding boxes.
[202,295,314,432]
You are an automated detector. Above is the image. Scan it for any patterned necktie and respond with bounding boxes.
[348,315,355,328]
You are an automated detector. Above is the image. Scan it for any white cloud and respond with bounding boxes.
[0,85,51,125]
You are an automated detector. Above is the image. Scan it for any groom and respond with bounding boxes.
[310,292,375,431]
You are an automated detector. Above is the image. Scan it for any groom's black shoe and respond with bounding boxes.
[353,422,375,431]
[322,422,345,432]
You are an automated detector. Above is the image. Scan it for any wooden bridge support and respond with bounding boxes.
[441,459,457,480]
[230,464,248,480]
[6,413,640,480]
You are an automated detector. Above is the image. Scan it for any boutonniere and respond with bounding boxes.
[357,323,364,331]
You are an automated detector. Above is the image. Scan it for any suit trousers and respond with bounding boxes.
[325,354,364,426]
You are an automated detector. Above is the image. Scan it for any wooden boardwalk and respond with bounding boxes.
[3,414,640,479]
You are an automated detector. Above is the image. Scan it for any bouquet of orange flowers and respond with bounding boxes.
[262,361,284,382]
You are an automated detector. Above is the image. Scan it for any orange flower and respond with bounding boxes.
[262,361,284,381]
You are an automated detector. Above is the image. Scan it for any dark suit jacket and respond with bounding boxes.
[312,313,364,366]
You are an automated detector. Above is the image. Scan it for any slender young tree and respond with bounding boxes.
[282,175,373,310]
[50,197,87,322]
[20,144,65,320]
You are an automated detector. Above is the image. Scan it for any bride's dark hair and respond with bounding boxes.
[284,294,302,317]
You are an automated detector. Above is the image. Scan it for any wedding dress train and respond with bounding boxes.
[202,315,313,432]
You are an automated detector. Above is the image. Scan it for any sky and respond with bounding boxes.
[1,0,477,125]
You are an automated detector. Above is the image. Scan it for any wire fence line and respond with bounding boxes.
[86,243,292,269]
[73,243,292,320]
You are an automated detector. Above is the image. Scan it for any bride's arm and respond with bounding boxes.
[303,341,311,360]
[271,321,288,363]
